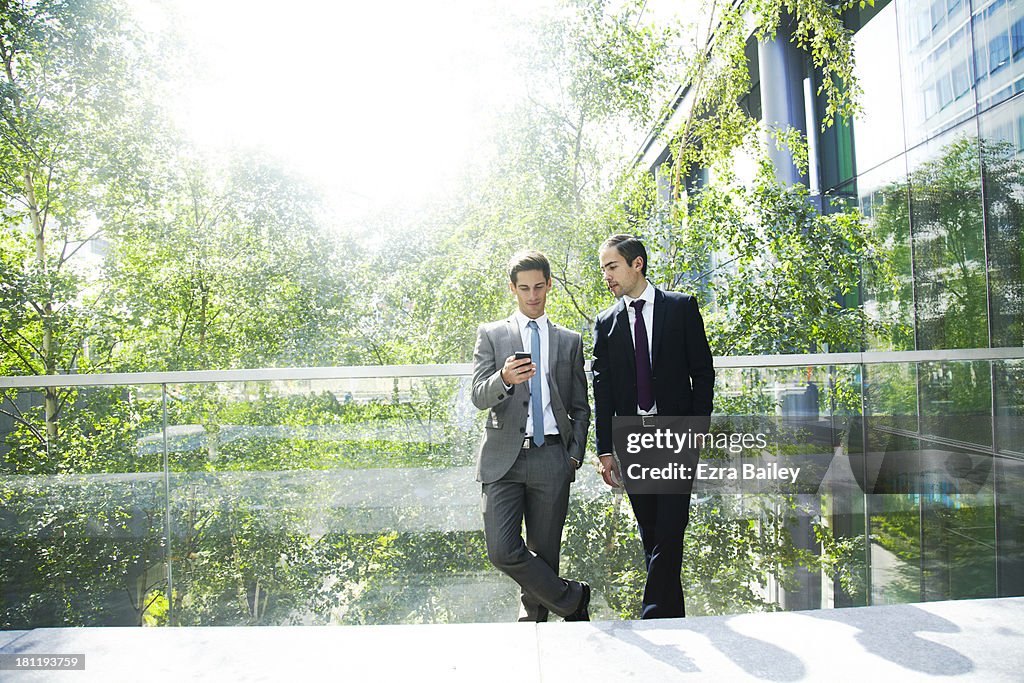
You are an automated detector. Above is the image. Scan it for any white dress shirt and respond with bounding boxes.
[622,281,658,415]
[513,310,559,438]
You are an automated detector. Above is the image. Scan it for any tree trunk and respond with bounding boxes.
[25,166,59,439]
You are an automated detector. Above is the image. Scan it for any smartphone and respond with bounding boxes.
[514,352,532,361]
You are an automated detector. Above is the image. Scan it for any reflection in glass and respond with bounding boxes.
[979,95,1024,347]
[858,157,917,351]
[972,0,1024,111]
[995,454,1024,594]
[852,2,909,175]
[908,127,989,349]
[897,0,977,145]
[0,385,167,628]
[868,494,923,604]
[162,377,496,626]
[919,361,992,446]
[994,360,1024,454]
[920,492,997,601]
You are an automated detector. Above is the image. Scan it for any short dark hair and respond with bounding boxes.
[600,234,647,276]
[508,250,551,283]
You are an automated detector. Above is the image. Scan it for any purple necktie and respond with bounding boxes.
[631,300,654,411]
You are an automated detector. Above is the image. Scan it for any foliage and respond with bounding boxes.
[101,150,361,372]
[2,0,998,631]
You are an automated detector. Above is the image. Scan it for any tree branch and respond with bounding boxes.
[12,328,44,360]
[58,227,106,266]
[0,333,41,373]
[0,397,46,443]
[550,268,595,326]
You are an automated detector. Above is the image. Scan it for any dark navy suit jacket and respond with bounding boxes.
[592,286,715,455]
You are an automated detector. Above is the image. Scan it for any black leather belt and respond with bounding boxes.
[522,434,561,449]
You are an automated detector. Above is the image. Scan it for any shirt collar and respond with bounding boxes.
[623,281,655,308]
[514,310,548,330]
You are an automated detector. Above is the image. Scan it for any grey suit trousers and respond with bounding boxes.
[482,441,582,621]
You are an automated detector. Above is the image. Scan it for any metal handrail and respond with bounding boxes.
[0,347,1021,388]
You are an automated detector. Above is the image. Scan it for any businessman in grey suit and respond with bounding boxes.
[472,250,592,622]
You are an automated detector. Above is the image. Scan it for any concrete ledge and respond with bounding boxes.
[2,597,1022,681]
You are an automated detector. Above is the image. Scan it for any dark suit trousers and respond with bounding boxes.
[482,442,580,621]
[628,492,692,619]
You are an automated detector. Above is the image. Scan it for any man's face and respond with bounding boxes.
[510,268,552,319]
[599,246,645,299]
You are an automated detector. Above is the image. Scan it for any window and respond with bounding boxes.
[938,73,954,108]
[931,0,946,30]
[974,46,989,83]
[951,61,971,98]
[989,32,1011,74]
[1012,17,1024,58]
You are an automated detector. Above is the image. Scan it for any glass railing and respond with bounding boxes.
[1,349,1022,628]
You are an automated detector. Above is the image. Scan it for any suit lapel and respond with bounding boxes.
[545,320,561,373]
[651,287,665,368]
[505,314,524,355]
[612,300,637,386]
[545,320,562,408]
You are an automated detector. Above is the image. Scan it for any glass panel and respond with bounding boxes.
[861,359,1001,605]
[995,453,1024,595]
[0,385,167,627]
[857,156,917,351]
[972,0,1024,111]
[979,95,1024,347]
[1,359,1018,626]
[919,366,996,602]
[852,2,909,176]
[162,376,502,625]
[907,123,989,349]
[921,491,997,600]
[897,0,977,146]
[919,360,992,446]
[868,493,924,604]
[698,365,869,612]
[994,360,1024,455]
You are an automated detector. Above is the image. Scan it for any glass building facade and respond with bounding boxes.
[812,0,1024,606]
[839,0,1023,354]
[640,0,1024,610]
[839,0,1024,606]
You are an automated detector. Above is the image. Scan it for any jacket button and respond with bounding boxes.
[519,427,525,434]
[498,393,505,400]
[523,401,528,407]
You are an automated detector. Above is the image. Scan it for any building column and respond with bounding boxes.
[758,17,810,187]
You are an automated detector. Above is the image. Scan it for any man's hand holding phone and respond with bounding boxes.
[501,352,535,385]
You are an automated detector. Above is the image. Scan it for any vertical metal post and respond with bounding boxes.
[859,362,873,605]
[162,383,174,626]
[991,360,1001,596]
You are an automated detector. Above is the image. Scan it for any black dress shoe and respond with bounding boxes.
[564,582,590,622]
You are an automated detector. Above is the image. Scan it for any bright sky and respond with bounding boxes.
[134,0,557,223]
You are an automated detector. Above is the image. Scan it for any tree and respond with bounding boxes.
[0,0,160,437]
[102,149,360,372]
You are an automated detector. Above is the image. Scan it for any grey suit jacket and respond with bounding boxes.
[471,313,591,484]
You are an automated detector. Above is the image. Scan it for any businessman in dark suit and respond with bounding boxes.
[472,250,591,622]
[592,234,715,619]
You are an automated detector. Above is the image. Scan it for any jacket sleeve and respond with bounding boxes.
[567,332,591,463]
[685,296,716,417]
[471,324,514,411]
[591,316,614,455]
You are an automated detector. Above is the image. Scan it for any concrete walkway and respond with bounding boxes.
[2,597,1022,682]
